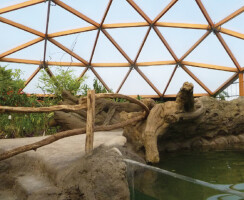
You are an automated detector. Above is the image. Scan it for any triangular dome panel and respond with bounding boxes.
[202,0,244,23]
[106,27,148,60]
[165,67,206,95]
[222,13,244,34]
[1,3,47,32]
[137,29,174,62]
[94,67,130,92]
[5,40,45,60]
[104,0,146,24]
[186,66,236,92]
[46,41,81,63]
[55,30,98,62]
[23,69,48,94]
[61,0,109,23]
[139,65,175,93]
[158,0,208,24]
[220,33,244,66]
[158,27,206,58]
[48,4,91,34]
[133,0,172,20]
[184,33,236,68]
[0,22,37,55]
[92,31,128,63]
[120,69,157,95]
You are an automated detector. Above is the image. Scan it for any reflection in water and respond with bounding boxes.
[127,151,244,200]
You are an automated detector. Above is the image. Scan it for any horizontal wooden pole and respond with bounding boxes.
[102,22,149,29]
[182,61,238,72]
[163,93,209,98]
[220,28,244,40]
[0,37,43,58]
[155,22,209,30]
[0,104,87,113]
[137,61,176,66]
[0,0,45,14]
[0,17,45,37]
[91,63,131,67]
[0,58,41,65]
[48,61,85,67]
[48,26,97,38]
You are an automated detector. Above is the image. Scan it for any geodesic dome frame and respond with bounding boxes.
[0,0,243,98]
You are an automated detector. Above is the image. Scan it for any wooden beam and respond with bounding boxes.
[155,22,209,30]
[90,67,111,92]
[48,38,89,65]
[0,17,45,37]
[92,63,131,67]
[53,0,100,27]
[116,68,132,93]
[153,26,179,62]
[179,31,210,61]
[213,73,239,96]
[126,0,152,24]
[182,61,238,72]
[152,0,178,24]
[215,32,241,71]
[48,26,97,38]
[48,61,85,67]
[89,29,101,65]
[0,37,43,58]
[77,67,88,81]
[162,65,177,96]
[102,29,134,64]
[181,65,213,95]
[220,28,244,40]
[102,22,149,29]
[24,66,41,87]
[134,27,151,63]
[0,0,45,14]
[239,72,244,96]
[195,0,214,26]
[163,93,209,98]
[135,67,162,96]
[215,6,244,27]
[0,58,41,65]
[137,61,176,66]
[85,90,95,154]
[100,0,113,25]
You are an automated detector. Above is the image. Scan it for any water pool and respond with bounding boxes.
[128,151,244,200]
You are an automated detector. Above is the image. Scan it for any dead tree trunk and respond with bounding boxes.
[122,82,244,163]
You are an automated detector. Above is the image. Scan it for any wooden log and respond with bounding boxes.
[85,90,95,154]
[0,104,87,113]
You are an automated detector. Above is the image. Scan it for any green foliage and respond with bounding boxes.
[216,91,229,100]
[0,66,59,138]
[38,68,88,99]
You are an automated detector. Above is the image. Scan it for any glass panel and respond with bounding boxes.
[137,29,174,62]
[185,33,236,68]
[158,0,208,24]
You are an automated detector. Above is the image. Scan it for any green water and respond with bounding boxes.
[129,151,244,200]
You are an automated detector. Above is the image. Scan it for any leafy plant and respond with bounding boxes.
[38,68,88,99]
[0,66,59,138]
[215,91,229,100]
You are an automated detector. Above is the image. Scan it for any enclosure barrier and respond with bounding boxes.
[0,91,149,161]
